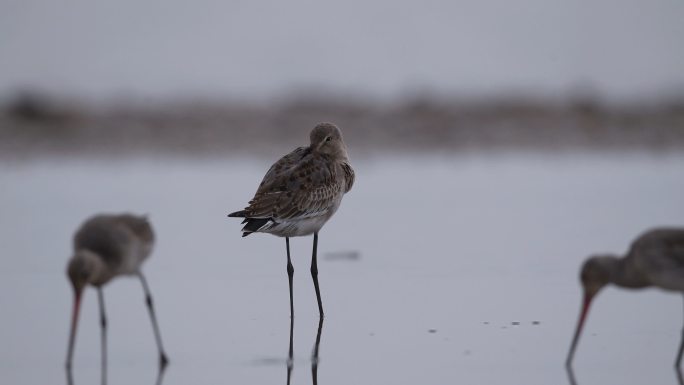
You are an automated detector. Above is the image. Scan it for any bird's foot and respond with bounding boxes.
[160,353,169,368]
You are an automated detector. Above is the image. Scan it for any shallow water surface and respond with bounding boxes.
[1,154,684,385]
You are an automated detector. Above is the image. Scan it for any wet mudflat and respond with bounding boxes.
[1,153,683,385]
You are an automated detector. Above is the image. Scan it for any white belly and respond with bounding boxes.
[265,198,342,237]
[268,215,330,237]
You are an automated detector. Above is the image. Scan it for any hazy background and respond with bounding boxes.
[1,0,684,102]
[1,1,684,385]
[1,0,683,159]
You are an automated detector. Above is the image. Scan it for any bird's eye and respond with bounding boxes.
[325,136,332,142]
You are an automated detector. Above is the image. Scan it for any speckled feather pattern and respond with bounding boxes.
[231,123,354,237]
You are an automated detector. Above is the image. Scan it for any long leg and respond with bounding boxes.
[138,272,169,368]
[310,232,324,318]
[97,288,107,385]
[677,294,684,368]
[678,295,684,384]
[66,366,74,385]
[286,237,294,319]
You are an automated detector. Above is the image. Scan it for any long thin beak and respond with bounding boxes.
[566,291,593,367]
[65,290,82,369]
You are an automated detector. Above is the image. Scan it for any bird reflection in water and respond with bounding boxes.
[66,363,167,385]
[286,318,324,385]
[311,318,323,385]
[286,316,294,385]
[565,365,577,385]
[566,362,684,385]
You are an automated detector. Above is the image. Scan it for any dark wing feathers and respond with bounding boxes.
[240,218,271,233]
[630,228,684,271]
[74,216,128,269]
[342,162,355,193]
[238,148,343,221]
[256,147,310,194]
[115,214,154,244]
[74,214,154,268]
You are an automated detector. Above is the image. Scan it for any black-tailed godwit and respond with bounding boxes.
[228,122,355,318]
[566,228,684,368]
[65,213,168,380]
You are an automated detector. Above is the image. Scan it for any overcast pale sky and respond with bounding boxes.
[1,0,683,102]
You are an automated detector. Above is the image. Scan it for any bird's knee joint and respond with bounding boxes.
[146,295,153,307]
[310,266,318,276]
[287,263,294,276]
[160,353,169,367]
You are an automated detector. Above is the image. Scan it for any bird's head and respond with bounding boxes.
[579,254,618,298]
[566,253,620,367]
[66,249,101,295]
[310,122,348,160]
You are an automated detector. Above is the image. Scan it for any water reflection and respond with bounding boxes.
[567,364,684,385]
[286,317,324,385]
[565,366,577,385]
[4,156,683,385]
[65,362,167,385]
[311,318,323,385]
[286,316,293,385]
[154,365,168,385]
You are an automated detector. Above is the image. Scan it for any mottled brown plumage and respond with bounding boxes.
[229,122,354,237]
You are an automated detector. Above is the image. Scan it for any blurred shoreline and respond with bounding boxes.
[1,93,683,160]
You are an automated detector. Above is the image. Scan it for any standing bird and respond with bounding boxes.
[566,228,684,368]
[65,213,169,381]
[228,122,355,318]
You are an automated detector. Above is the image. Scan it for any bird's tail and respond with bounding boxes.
[240,218,272,237]
[228,210,273,237]
[228,210,247,218]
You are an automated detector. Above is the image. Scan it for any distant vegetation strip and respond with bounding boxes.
[1,93,683,158]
